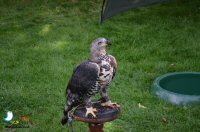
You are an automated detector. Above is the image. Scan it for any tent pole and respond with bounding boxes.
[100,0,106,24]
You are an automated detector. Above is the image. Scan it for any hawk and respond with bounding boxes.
[61,38,117,125]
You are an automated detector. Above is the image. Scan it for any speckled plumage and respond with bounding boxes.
[61,38,117,125]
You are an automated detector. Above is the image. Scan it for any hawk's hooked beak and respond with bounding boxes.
[106,40,112,46]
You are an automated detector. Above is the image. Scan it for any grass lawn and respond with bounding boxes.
[1,0,200,131]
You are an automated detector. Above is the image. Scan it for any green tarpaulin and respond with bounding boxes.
[101,0,168,23]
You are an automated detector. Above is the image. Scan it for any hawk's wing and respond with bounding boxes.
[66,61,100,97]
[108,55,117,79]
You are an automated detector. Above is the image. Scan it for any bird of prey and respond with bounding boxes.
[61,38,118,125]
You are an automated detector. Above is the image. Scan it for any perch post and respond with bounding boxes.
[74,103,120,132]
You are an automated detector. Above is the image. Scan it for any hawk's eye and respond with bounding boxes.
[98,42,102,45]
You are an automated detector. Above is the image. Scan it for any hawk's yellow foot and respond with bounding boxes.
[85,107,97,118]
[101,100,120,108]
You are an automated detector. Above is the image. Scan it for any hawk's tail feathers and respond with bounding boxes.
[61,105,73,125]
[61,116,69,125]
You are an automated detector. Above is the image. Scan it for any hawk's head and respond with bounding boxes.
[90,38,112,55]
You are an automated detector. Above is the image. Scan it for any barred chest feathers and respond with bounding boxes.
[97,55,114,85]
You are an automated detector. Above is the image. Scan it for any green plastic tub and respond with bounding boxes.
[152,72,200,105]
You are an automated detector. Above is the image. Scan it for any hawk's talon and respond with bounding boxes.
[101,101,120,108]
[85,107,97,118]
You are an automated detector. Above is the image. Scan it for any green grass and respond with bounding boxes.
[1,0,200,131]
